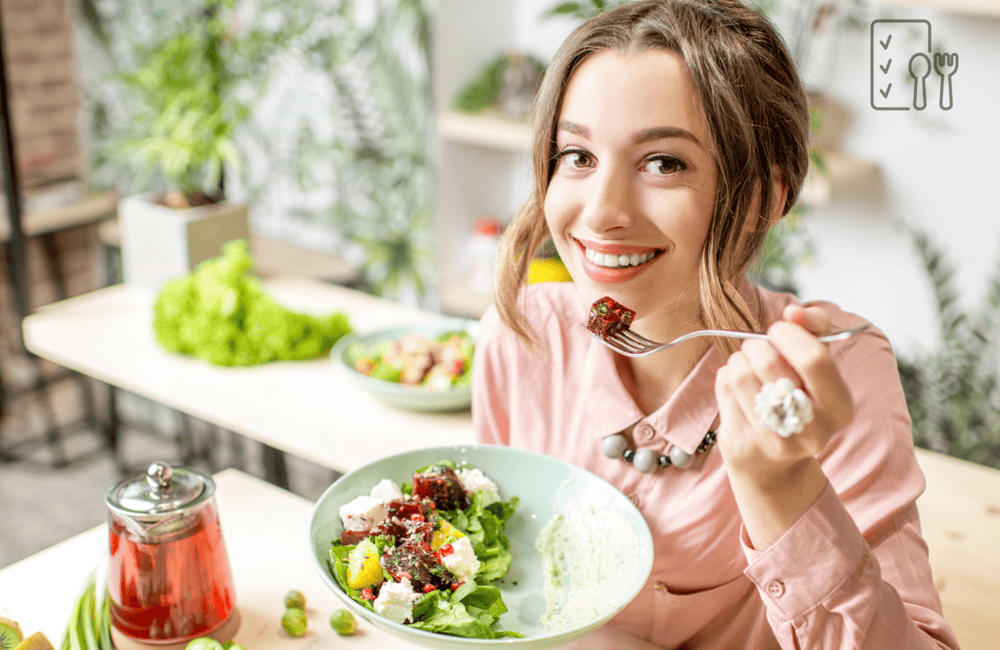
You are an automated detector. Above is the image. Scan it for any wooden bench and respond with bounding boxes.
[915,447,1000,650]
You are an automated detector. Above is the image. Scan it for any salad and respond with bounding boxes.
[326,461,523,639]
[347,331,474,391]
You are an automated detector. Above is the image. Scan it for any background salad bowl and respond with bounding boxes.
[309,444,655,650]
[330,319,479,412]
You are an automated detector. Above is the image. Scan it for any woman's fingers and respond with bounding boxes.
[741,338,798,388]
[765,319,853,433]
[722,350,765,431]
[783,304,831,336]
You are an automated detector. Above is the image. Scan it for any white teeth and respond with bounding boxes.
[584,247,656,269]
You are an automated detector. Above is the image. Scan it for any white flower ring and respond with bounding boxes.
[753,377,815,438]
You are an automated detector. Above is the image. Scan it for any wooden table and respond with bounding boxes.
[21,277,475,474]
[17,279,1000,647]
[913,448,1000,650]
[0,469,658,649]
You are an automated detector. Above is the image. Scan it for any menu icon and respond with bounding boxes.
[871,19,939,111]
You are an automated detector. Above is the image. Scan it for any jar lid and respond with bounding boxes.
[473,216,502,237]
[105,462,215,518]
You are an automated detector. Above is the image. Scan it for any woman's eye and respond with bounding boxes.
[556,149,594,169]
[643,156,686,175]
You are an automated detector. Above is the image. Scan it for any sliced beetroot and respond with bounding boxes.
[341,529,371,546]
[412,465,468,511]
[588,296,636,339]
[382,538,456,592]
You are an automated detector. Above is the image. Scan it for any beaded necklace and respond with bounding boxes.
[601,429,717,473]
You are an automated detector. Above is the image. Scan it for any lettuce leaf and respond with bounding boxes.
[327,544,375,611]
[442,490,519,581]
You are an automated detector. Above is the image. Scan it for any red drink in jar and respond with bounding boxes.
[105,462,237,646]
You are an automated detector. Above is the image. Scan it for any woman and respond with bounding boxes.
[471,1,960,648]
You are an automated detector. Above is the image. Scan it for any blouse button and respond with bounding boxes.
[764,580,785,598]
[637,423,655,440]
[653,581,666,591]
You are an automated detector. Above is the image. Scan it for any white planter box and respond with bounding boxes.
[120,194,251,291]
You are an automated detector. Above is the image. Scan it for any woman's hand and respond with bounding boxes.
[714,304,854,548]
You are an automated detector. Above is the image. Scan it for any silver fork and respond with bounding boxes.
[581,322,872,358]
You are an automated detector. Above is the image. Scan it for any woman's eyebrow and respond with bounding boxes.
[557,121,704,149]
[556,120,589,137]
[632,126,704,148]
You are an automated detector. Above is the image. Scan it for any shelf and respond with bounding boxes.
[877,0,1000,17]
[97,217,358,285]
[800,151,880,205]
[437,110,532,153]
[0,189,119,241]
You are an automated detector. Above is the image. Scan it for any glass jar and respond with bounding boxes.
[105,462,238,648]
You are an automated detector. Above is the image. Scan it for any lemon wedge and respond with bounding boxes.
[346,539,384,590]
[432,519,466,551]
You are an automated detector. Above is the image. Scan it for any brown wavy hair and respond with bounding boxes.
[493,0,810,358]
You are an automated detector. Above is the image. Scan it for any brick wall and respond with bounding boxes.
[0,223,106,456]
[1,0,83,188]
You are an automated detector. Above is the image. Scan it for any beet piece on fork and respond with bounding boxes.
[587,296,636,340]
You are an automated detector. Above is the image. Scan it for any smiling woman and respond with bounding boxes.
[473,1,960,649]
[544,49,716,318]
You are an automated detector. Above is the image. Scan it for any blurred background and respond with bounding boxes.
[1,0,999,567]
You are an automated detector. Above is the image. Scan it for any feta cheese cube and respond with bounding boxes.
[441,536,481,583]
[339,495,388,532]
[457,468,500,506]
[370,478,404,503]
[374,577,421,624]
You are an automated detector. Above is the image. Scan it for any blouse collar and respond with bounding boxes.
[579,279,761,455]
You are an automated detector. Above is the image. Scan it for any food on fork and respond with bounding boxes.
[587,296,636,340]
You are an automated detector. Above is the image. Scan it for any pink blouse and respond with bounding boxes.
[472,281,960,650]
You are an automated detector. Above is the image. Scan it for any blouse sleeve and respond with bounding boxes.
[471,306,511,447]
[739,325,961,649]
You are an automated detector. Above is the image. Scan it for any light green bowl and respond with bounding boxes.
[330,319,478,412]
[309,444,654,650]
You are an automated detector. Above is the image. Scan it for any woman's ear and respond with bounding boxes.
[765,165,790,230]
[743,167,790,233]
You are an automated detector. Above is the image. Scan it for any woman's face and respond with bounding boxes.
[544,49,718,327]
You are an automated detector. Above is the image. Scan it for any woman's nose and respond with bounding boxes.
[580,165,633,233]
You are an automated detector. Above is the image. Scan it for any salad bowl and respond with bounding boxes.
[309,444,654,650]
[330,319,478,412]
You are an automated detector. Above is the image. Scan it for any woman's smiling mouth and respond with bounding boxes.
[585,247,657,268]
[575,239,662,283]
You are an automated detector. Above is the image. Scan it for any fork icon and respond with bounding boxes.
[935,52,959,110]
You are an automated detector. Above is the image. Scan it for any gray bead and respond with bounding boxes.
[669,445,693,469]
[633,448,659,473]
[602,433,629,459]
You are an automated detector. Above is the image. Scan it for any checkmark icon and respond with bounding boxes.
[871,19,931,110]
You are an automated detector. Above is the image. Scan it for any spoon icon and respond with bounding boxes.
[909,52,932,110]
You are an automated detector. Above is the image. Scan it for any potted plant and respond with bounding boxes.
[115,0,252,292]
[897,227,1000,470]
